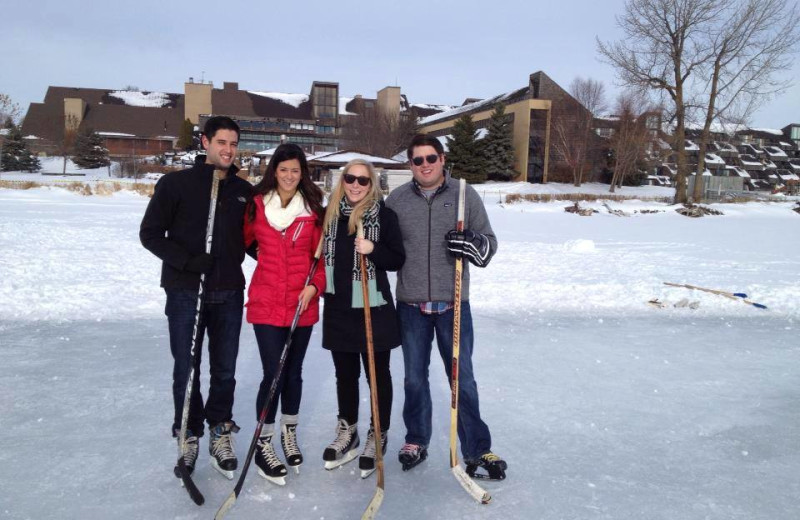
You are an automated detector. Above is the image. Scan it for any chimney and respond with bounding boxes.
[223,82,239,91]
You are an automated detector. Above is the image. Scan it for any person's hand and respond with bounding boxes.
[445,229,491,267]
[185,253,214,274]
[355,237,374,255]
[298,285,318,313]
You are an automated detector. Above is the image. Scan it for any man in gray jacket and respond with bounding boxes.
[385,133,507,481]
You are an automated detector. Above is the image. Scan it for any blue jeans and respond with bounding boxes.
[397,301,492,460]
[253,324,313,425]
[165,289,243,437]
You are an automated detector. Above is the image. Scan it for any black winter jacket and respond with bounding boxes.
[322,202,405,352]
[139,156,253,291]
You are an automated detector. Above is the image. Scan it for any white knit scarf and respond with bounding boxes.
[263,191,308,231]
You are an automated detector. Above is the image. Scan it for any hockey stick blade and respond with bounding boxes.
[214,490,237,520]
[452,465,491,504]
[177,458,204,505]
[361,487,384,520]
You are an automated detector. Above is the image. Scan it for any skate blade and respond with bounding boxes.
[289,463,301,474]
[210,459,235,480]
[323,449,358,470]
[360,467,376,479]
[257,467,287,486]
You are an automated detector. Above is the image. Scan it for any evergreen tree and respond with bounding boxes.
[446,114,486,183]
[482,105,516,181]
[1,125,41,172]
[177,119,195,150]
[72,128,110,169]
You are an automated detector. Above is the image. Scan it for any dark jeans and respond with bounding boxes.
[397,301,491,460]
[165,288,243,438]
[253,324,313,425]
[331,350,393,430]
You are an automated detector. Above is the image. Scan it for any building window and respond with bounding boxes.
[791,126,800,140]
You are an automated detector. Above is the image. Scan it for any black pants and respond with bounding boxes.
[253,324,313,425]
[331,350,393,430]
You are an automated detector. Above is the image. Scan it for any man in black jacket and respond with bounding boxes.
[140,116,252,480]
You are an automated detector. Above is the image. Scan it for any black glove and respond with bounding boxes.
[445,229,491,267]
[185,253,214,274]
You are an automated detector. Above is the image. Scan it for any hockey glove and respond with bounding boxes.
[445,229,491,267]
[185,253,214,274]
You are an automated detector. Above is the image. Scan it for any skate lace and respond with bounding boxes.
[211,431,236,461]
[363,429,377,458]
[399,442,420,456]
[258,437,283,468]
[363,429,385,458]
[281,425,300,457]
[481,452,500,463]
[181,436,199,464]
[329,420,355,452]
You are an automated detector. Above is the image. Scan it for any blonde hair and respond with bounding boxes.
[323,159,383,236]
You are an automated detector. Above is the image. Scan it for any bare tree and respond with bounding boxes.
[691,0,800,200]
[0,93,21,126]
[598,0,729,203]
[609,92,654,192]
[551,78,607,186]
[341,110,418,159]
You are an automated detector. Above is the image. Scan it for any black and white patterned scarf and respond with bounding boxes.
[324,198,386,308]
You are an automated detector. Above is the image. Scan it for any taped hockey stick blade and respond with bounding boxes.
[452,465,491,504]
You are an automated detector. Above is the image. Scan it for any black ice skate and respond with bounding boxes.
[465,452,507,481]
[209,421,239,480]
[398,443,427,471]
[173,433,199,480]
[255,432,288,486]
[359,427,388,479]
[323,418,359,470]
[281,422,303,474]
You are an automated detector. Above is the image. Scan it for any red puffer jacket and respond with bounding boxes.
[244,195,325,327]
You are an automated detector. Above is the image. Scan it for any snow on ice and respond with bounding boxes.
[0,186,798,519]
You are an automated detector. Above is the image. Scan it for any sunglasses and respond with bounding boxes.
[343,173,371,186]
[412,154,440,166]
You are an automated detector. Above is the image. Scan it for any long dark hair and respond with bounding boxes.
[248,143,324,223]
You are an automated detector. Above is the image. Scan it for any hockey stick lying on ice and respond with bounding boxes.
[214,237,324,520]
[663,282,767,309]
[357,223,385,520]
[449,178,491,505]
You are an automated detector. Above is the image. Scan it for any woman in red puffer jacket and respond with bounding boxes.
[243,143,325,485]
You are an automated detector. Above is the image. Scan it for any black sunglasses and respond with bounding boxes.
[343,173,371,186]
[412,154,440,166]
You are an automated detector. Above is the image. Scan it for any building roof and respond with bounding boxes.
[307,150,403,167]
[418,71,571,127]
[22,86,185,144]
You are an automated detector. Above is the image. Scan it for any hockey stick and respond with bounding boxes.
[357,223,385,520]
[215,237,324,520]
[449,178,491,505]
[663,282,767,309]
[175,173,220,506]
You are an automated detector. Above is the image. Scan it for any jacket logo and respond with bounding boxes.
[443,202,453,207]
[237,196,247,203]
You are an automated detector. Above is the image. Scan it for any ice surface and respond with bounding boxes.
[1,186,799,519]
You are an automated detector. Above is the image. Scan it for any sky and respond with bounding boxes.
[1,0,798,129]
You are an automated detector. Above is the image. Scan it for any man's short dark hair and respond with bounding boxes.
[406,133,444,160]
[203,116,240,141]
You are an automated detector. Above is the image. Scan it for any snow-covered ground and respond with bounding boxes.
[1,186,799,519]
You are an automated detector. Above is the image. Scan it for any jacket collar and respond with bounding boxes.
[411,175,449,198]
[194,154,240,178]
